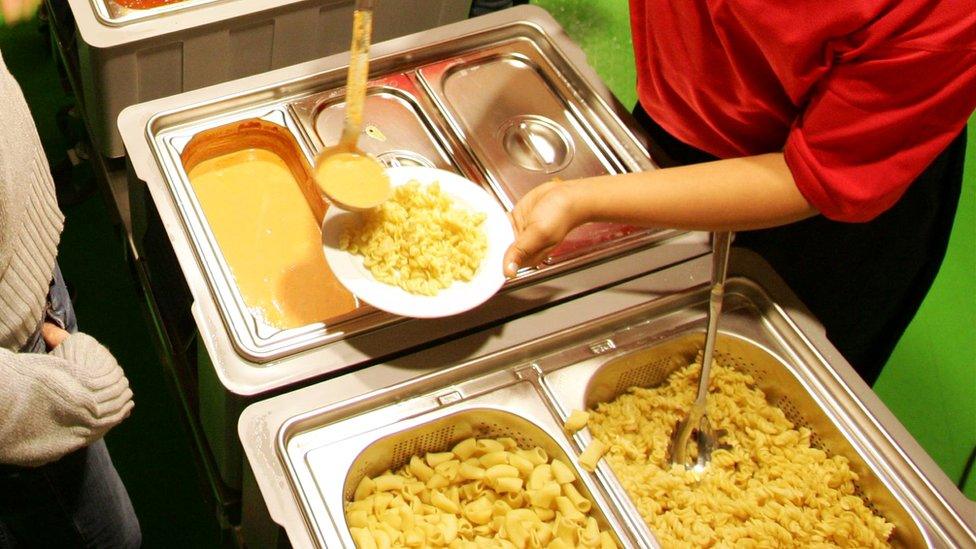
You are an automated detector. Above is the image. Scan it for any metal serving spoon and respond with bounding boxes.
[668,231,732,471]
[312,0,390,211]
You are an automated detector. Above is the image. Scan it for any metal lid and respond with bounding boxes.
[499,115,574,173]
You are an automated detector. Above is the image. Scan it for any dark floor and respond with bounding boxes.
[1,20,221,548]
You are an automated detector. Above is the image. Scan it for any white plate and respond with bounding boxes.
[322,166,514,318]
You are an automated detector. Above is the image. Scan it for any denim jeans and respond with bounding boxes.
[0,266,141,548]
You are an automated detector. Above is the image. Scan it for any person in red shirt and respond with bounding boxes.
[503,0,976,385]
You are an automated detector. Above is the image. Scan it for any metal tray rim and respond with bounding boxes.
[271,278,976,547]
[140,18,678,364]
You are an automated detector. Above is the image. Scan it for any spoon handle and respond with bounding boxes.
[695,231,731,404]
[340,0,375,149]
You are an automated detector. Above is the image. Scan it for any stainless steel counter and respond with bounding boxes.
[119,5,708,395]
[239,252,976,548]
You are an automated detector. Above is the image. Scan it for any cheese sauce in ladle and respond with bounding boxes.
[313,1,391,211]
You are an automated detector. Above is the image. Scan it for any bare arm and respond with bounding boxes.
[503,152,818,276]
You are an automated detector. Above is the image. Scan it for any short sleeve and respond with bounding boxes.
[786,45,976,222]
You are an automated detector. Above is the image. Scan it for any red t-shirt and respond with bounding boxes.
[630,0,976,221]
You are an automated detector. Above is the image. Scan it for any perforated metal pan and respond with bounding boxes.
[539,292,952,547]
[281,379,634,547]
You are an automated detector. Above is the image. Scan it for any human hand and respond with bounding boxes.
[1,333,134,467]
[1,0,42,25]
[502,179,587,277]
[42,322,70,349]
[54,332,135,437]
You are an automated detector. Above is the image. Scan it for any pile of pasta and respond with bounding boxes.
[345,436,618,548]
[339,181,487,296]
[586,360,895,548]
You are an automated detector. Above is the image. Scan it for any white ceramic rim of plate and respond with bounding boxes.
[322,166,514,318]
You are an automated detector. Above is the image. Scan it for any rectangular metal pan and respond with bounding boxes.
[281,380,634,547]
[152,107,384,361]
[289,73,466,175]
[416,38,651,263]
[419,45,620,200]
[540,296,929,547]
[91,0,222,26]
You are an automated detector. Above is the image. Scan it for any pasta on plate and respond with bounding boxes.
[345,436,618,549]
[338,180,488,296]
[587,359,895,548]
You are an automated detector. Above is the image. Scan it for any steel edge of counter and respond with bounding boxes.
[192,238,705,397]
[118,5,709,398]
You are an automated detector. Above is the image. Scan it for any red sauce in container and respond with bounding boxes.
[114,0,186,9]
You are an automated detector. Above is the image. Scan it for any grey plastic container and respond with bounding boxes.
[64,0,472,158]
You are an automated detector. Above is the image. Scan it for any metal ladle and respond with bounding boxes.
[668,231,732,471]
[313,0,390,211]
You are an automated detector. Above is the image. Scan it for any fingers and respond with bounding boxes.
[73,369,131,420]
[503,223,558,277]
[92,374,130,406]
[41,322,70,350]
[85,385,133,432]
[94,388,134,427]
[502,179,582,277]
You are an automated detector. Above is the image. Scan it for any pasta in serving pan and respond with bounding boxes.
[345,436,618,548]
[585,359,895,548]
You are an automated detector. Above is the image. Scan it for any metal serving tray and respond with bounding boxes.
[152,107,388,360]
[242,254,975,548]
[290,74,465,174]
[91,0,221,26]
[416,38,649,263]
[120,6,709,403]
[540,301,928,547]
[137,11,681,364]
[280,292,940,547]
[284,380,632,547]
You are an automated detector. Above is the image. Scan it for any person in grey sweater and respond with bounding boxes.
[1,6,140,546]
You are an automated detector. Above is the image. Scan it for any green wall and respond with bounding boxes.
[874,120,976,499]
[532,0,976,499]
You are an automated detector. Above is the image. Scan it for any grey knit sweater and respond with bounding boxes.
[1,51,133,467]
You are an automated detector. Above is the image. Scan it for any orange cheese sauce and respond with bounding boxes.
[314,151,390,210]
[188,148,357,330]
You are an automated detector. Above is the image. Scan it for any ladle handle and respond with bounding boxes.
[696,231,732,404]
[339,0,375,148]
